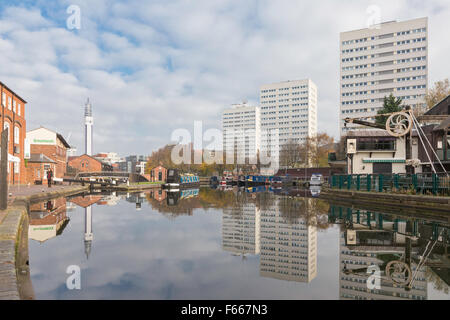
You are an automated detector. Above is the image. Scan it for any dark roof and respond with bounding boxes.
[347,129,390,137]
[0,81,27,103]
[57,133,71,148]
[434,116,450,131]
[28,153,56,163]
[424,94,450,116]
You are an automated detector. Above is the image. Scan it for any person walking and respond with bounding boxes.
[47,169,53,188]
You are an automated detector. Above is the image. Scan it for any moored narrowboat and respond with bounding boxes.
[163,169,200,189]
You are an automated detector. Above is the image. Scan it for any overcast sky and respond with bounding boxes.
[1,0,449,157]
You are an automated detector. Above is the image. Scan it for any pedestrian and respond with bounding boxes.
[47,169,53,188]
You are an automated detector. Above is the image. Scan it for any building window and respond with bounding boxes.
[1,92,5,107]
[357,137,395,151]
[17,103,21,116]
[13,100,16,113]
[3,122,10,143]
[14,126,20,144]
[8,97,12,110]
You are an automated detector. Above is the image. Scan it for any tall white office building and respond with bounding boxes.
[340,17,428,134]
[222,102,261,164]
[260,79,317,157]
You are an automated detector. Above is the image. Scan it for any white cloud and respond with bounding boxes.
[0,0,449,156]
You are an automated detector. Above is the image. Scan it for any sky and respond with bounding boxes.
[0,0,449,157]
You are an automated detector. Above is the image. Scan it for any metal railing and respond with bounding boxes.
[330,173,450,196]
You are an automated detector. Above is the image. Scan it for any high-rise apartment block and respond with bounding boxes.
[222,102,261,164]
[260,79,317,155]
[340,17,428,134]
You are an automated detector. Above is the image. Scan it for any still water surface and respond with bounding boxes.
[27,187,450,299]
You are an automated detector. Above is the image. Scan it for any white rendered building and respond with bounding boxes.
[260,79,317,158]
[340,17,428,134]
[222,102,261,164]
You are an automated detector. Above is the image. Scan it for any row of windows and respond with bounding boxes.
[341,92,425,105]
[397,56,426,63]
[342,56,425,71]
[342,83,426,96]
[1,93,23,117]
[341,65,426,80]
[342,46,426,62]
[342,29,426,47]
[261,85,308,93]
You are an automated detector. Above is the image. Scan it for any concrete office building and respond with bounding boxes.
[340,17,428,134]
[222,102,261,164]
[260,79,317,158]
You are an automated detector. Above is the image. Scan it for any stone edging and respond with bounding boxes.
[321,188,450,214]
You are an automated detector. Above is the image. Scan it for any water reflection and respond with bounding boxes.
[329,206,449,299]
[24,187,450,300]
[29,198,69,243]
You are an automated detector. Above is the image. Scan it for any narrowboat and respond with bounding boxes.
[163,169,200,189]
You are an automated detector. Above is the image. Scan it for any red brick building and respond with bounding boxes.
[26,127,71,182]
[68,154,113,173]
[0,81,27,184]
[149,165,167,182]
[25,153,56,184]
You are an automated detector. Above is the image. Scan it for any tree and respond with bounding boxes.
[299,133,334,167]
[375,93,403,127]
[425,78,450,109]
[279,139,302,170]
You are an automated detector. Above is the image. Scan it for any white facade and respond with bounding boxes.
[347,130,407,174]
[340,17,428,134]
[260,79,317,157]
[222,103,261,164]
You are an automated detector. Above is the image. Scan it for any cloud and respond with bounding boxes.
[0,0,449,156]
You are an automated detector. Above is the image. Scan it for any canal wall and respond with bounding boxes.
[0,185,88,300]
[110,183,163,192]
[321,188,450,216]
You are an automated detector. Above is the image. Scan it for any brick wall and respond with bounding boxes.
[1,82,27,184]
[68,154,102,173]
[30,144,67,178]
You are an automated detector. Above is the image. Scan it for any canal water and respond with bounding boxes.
[25,187,450,300]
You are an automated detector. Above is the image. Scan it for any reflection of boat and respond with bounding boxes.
[167,188,199,206]
[309,186,321,197]
[163,169,200,189]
